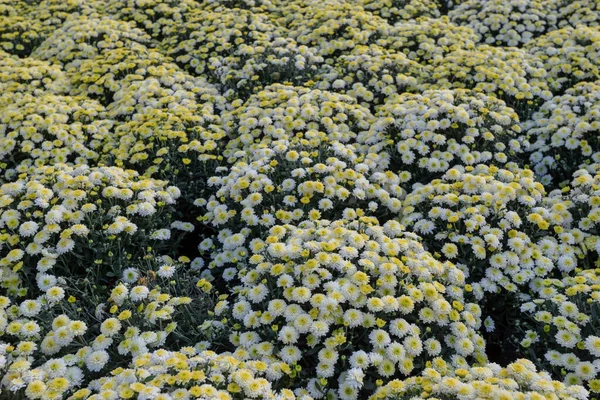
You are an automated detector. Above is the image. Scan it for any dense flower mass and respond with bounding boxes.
[374,89,524,184]
[385,17,478,62]
[371,358,589,399]
[519,268,600,390]
[449,0,555,47]
[0,53,69,102]
[1,0,600,399]
[214,216,486,397]
[0,94,113,180]
[419,46,552,112]
[402,165,552,291]
[524,82,600,184]
[70,349,300,400]
[526,26,600,92]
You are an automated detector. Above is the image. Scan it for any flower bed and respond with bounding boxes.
[1,0,599,399]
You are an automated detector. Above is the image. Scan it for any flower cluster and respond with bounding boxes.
[565,169,600,243]
[65,43,229,200]
[0,164,187,297]
[526,26,600,92]
[26,0,100,41]
[0,53,69,107]
[320,45,422,108]
[514,169,600,392]
[371,358,588,399]
[359,0,440,24]
[0,14,46,58]
[419,46,552,112]
[449,0,555,47]
[68,44,173,101]
[73,349,301,400]
[401,165,557,294]
[549,0,600,29]
[195,85,408,277]
[164,7,326,99]
[162,9,286,92]
[374,89,524,184]
[220,85,377,160]
[0,94,112,181]
[215,216,486,398]
[386,17,478,63]
[524,81,600,184]
[32,16,151,68]
[273,0,391,59]
[1,272,198,398]
[106,0,202,40]
[519,269,600,391]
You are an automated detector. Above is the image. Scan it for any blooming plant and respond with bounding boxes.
[214,216,486,397]
[549,0,600,29]
[449,0,555,47]
[359,0,440,24]
[0,54,69,105]
[526,26,600,92]
[418,46,552,114]
[385,17,478,63]
[373,89,525,185]
[0,164,188,294]
[32,17,151,69]
[519,269,600,391]
[371,358,588,399]
[524,82,600,185]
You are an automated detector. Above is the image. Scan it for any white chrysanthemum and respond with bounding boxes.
[85,350,109,372]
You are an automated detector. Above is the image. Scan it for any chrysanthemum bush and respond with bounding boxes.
[448,0,555,47]
[105,0,202,40]
[371,358,589,399]
[23,0,102,48]
[564,169,600,246]
[549,0,600,29]
[191,0,277,14]
[526,26,600,93]
[0,54,69,105]
[319,45,422,108]
[418,46,553,114]
[194,85,408,284]
[67,44,174,103]
[518,269,600,391]
[512,169,600,392]
[371,89,524,185]
[398,164,600,353]
[523,81,600,186]
[385,17,478,63]
[0,164,190,294]
[69,349,300,400]
[0,0,56,58]
[0,163,214,398]
[0,255,216,398]
[271,0,392,60]
[0,94,113,181]
[0,15,46,58]
[162,9,326,100]
[401,165,552,294]
[32,16,151,69]
[106,79,225,184]
[161,8,288,95]
[4,0,600,398]
[210,216,486,398]
[82,56,229,205]
[219,85,378,162]
[358,0,440,24]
